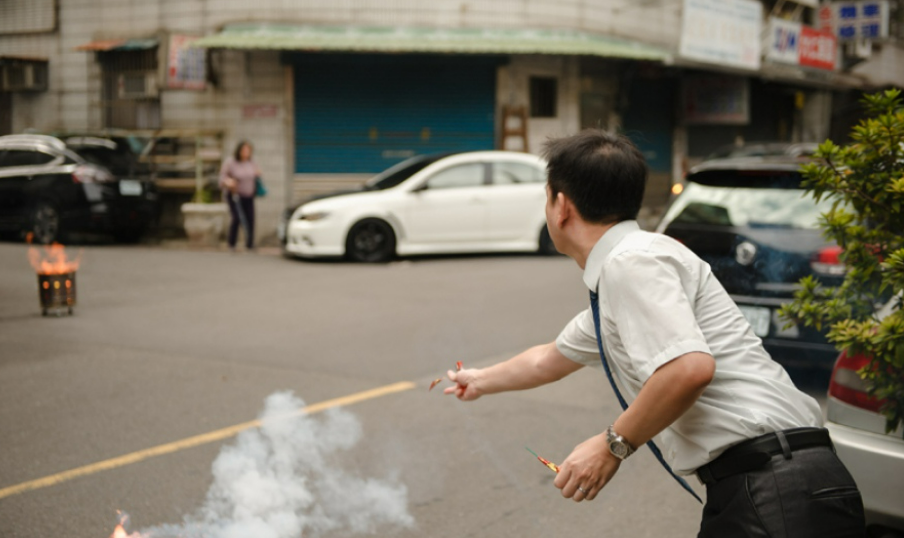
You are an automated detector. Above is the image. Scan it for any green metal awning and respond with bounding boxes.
[191,24,671,62]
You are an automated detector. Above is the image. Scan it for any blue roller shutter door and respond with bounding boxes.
[293,55,498,173]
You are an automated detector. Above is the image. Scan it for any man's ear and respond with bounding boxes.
[555,191,572,228]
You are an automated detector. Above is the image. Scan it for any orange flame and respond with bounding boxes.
[27,243,81,275]
[109,511,144,538]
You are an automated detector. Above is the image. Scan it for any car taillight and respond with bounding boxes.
[811,245,846,276]
[72,165,113,184]
[72,165,92,184]
[828,351,885,413]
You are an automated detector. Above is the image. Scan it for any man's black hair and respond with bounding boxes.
[233,140,252,162]
[543,129,647,224]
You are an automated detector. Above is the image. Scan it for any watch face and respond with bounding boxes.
[610,441,628,458]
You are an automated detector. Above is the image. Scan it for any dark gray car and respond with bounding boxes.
[656,157,842,372]
[0,134,158,243]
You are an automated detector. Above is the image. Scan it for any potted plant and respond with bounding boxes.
[177,132,229,247]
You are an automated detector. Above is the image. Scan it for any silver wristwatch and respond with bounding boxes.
[606,425,636,460]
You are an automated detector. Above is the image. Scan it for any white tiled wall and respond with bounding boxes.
[1,0,687,242]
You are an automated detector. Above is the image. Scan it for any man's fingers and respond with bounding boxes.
[553,465,571,491]
[555,465,602,502]
[442,372,471,399]
[569,483,596,503]
[441,371,459,395]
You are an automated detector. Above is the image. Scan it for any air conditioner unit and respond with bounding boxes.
[117,72,159,99]
[1,61,49,92]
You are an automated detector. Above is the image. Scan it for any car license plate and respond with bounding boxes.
[738,305,770,337]
[119,180,142,196]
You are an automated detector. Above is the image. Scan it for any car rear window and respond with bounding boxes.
[68,145,143,176]
[686,168,804,189]
[661,169,836,230]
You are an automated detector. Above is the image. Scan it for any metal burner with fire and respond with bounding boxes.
[38,271,76,316]
[28,242,80,316]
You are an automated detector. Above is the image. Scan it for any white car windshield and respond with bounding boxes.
[365,154,451,191]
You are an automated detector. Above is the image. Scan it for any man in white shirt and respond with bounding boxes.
[445,130,865,537]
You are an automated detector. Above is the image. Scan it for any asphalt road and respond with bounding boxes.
[0,242,818,538]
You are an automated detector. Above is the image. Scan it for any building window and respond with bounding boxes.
[0,0,56,35]
[0,57,48,92]
[98,49,161,129]
[529,77,557,118]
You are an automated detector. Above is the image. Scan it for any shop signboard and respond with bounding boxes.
[680,0,762,71]
[817,1,889,40]
[799,26,837,70]
[765,17,801,65]
[166,35,206,90]
[764,18,837,71]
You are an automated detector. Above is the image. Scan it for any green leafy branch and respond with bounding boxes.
[779,89,904,436]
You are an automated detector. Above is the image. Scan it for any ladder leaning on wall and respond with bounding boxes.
[500,105,529,153]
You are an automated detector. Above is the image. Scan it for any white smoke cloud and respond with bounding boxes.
[133,391,414,538]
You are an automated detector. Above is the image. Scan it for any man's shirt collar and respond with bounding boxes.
[582,220,641,291]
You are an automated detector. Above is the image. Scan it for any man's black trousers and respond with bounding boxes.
[697,438,865,537]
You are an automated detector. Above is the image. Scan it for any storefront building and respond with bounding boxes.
[1,0,901,239]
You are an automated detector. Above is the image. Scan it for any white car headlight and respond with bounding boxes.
[297,211,329,221]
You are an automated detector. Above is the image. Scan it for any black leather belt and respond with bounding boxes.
[696,427,833,486]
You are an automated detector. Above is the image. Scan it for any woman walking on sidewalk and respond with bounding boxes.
[219,140,261,252]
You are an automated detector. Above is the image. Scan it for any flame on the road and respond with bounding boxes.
[110,511,143,538]
[27,242,81,275]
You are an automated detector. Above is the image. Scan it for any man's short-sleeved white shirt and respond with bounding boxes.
[556,220,822,475]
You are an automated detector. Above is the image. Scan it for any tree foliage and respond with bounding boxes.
[780,89,904,436]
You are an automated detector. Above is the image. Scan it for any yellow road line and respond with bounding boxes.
[0,381,415,500]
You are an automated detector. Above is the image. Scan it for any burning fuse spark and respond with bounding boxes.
[525,446,560,473]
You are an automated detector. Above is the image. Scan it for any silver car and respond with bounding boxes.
[825,298,904,536]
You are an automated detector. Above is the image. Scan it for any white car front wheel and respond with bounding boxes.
[345,218,396,263]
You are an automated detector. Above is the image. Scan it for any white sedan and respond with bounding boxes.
[825,297,904,536]
[285,151,555,262]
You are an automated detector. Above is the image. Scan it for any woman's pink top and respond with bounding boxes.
[218,158,259,198]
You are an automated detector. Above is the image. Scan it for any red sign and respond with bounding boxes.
[817,5,834,32]
[799,26,837,70]
[242,104,279,119]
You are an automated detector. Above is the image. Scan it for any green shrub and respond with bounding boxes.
[780,89,904,436]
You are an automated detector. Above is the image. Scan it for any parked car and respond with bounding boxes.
[826,298,904,537]
[277,154,450,248]
[0,134,158,243]
[284,151,554,262]
[656,157,843,371]
[707,141,819,160]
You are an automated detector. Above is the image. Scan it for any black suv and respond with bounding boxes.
[0,134,158,243]
[656,157,843,371]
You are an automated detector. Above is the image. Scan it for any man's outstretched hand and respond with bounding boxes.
[444,368,483,401]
